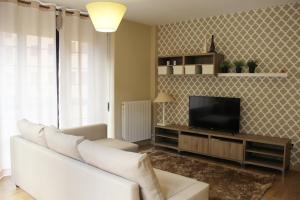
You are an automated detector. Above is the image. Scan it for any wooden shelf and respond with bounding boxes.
[158,72,288,78]
[244,157,283,170]
[218,73,287,78]
[158,53,224,75]
[154,142,178,150]
[245,147,284,158]
[155,127,179,150]
[156,133,178,140]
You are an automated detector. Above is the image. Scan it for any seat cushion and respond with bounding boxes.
[154,169,209,200]
[78,140,164,200]
[94,138,139,152]
[62,124,107,141]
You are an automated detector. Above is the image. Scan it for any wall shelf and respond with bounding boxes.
[158,73,288,78]
[157,53,224,75]
[217,73,288,78]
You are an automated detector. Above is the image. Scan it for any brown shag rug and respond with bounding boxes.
[146,150,275,200]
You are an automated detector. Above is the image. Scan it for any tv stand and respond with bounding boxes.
[154,125,292,175]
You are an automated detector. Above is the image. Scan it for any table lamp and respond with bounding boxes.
[154,92,174,126]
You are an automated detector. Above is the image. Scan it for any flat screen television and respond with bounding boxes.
[189,96,240,133]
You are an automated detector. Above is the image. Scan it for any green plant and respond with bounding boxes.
[233,60,245,73]
[220,60,231,73]
[247,60,258,73]
[233,60,245,68]
[220,60,231,69]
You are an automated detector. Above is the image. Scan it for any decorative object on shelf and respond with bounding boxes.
[233,60,245,73]
[154,93,174,126]
[280,68,287,73]
[158,66,172,75]
[246,60,258,73]
[173,60,177,66]
[220,60,231,73]
[86,2,127,32]
[166,60,170,66]
[208,35,216,53]
[202,37,208,53]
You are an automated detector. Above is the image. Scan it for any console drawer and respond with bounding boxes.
[210,138,243,161]
[179,134,209,154]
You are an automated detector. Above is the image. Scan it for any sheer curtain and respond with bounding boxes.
[59,11,109,129]
[0,1,57,175]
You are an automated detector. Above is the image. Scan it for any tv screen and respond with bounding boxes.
[189,96,240,133]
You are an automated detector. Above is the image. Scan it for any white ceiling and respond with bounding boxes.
[42,0,299,25]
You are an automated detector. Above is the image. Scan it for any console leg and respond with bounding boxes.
[241,162,245,168]
[282,169,286,178]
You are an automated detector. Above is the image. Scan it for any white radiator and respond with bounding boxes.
[122,100,151,142]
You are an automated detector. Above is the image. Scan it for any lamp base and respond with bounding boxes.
[157,122,169,126]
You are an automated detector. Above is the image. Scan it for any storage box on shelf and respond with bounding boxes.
[202,64,215,75]
[158,66,173,75]
[173,65,185,75]
[185,65,201,74]
[154,125,292,175]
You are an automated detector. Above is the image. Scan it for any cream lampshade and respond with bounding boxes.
[154,93,174,126]
[86,2,127,32]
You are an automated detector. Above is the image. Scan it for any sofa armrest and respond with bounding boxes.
[168,182,209,200]
[62,124,107,141]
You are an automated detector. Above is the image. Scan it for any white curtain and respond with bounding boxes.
[0,1,57,174]
[59,11,109,129]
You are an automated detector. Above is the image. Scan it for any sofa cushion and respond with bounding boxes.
[17,119,47,146]
[94,138,139,152]
[62,124,107,140]
[45,127,84,160]
[78,140,164,200]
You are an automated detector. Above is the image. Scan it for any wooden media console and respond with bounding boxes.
[154,125,292,175]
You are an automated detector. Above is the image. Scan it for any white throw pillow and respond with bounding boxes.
[45,128,84,160]
[17,119,47,146]
[78,140,165,200]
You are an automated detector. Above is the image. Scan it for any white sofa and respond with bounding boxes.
[11,121,209,200]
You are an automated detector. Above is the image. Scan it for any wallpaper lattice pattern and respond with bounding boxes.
[156,3,300,168]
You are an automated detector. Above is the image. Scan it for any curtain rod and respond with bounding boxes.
[15,0,89,17]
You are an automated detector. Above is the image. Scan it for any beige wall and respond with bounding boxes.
[113,20,155,139]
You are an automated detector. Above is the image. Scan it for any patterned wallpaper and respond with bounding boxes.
[156,3,300,169]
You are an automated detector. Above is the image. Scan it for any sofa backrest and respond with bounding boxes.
[11,136,140,200]
[62,124,107,140]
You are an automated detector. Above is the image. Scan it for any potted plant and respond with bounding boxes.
[233,60,245,73]
[220,60,231,73]
[247,60,258,73]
